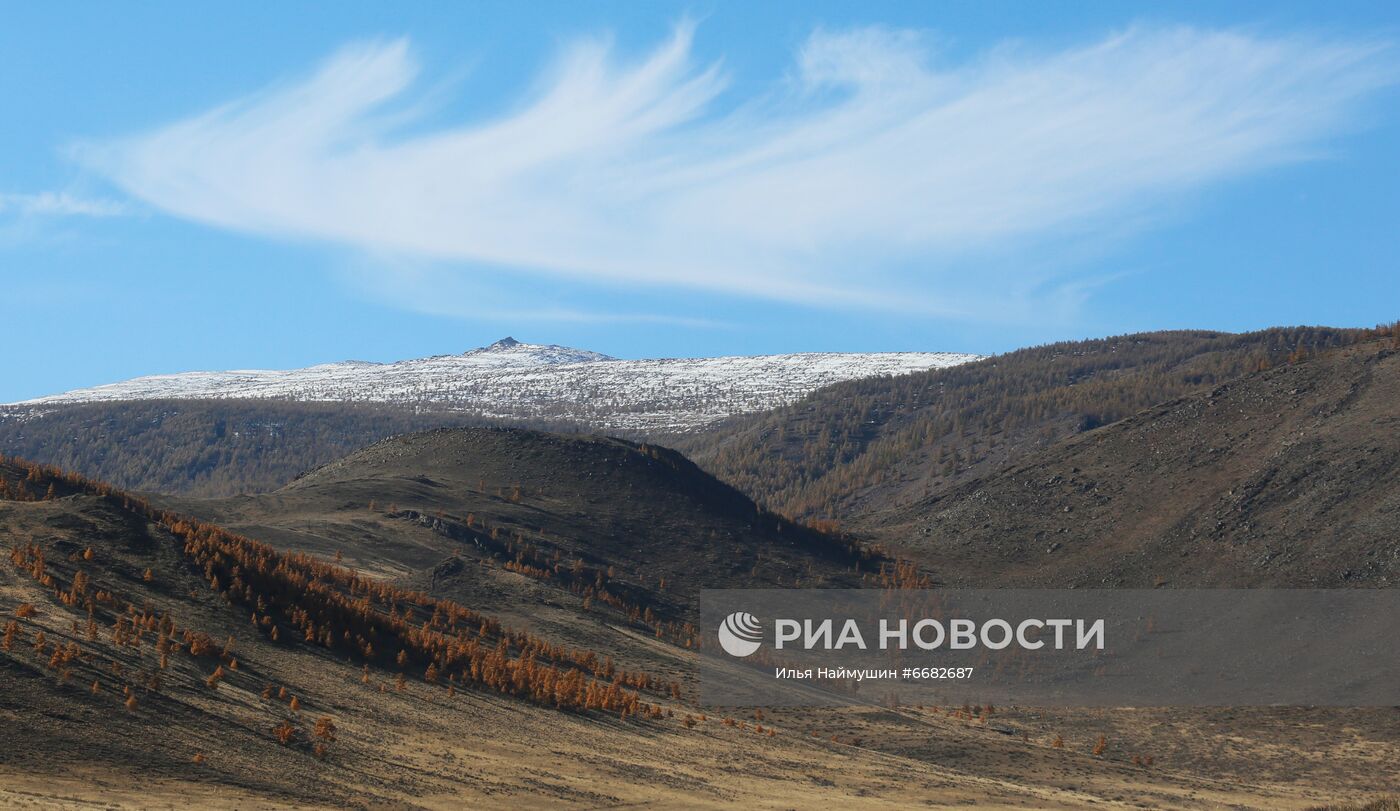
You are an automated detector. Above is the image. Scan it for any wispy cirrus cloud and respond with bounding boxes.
[0,191,131,218]
[75,23,1395,317]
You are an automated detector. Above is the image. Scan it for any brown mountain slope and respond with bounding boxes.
[0,458,923,808]
[675,326,1378,523]
[0,474,927,809]
[875,340,1400,587]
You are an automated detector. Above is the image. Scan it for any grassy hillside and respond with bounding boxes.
[0,454,684,805]
[4,443,1399,807]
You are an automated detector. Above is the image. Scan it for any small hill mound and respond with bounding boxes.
[174,426,875,643]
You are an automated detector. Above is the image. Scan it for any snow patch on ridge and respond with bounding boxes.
[9,338,982,432]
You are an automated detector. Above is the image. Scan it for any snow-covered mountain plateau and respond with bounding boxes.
[9,338,982,432]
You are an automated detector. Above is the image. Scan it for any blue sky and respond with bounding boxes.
[4,1,1400,402]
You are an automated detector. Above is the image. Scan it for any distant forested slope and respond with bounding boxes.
[873,337,1400,587]
[672,327,1384,523]
[0,400,550,496]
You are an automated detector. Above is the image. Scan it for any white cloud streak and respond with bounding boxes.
[0,191,130,218]
[77,23,1395,313]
